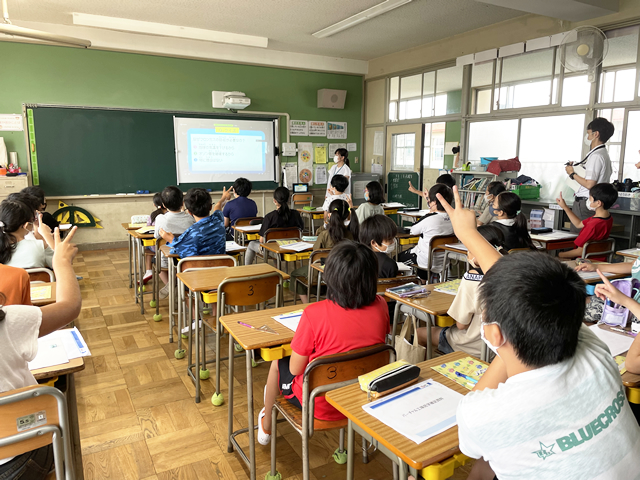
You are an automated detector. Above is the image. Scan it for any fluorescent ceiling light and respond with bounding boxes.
[312,0,413,39]
[72,13,268,48]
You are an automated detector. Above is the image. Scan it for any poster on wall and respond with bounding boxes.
[315,165,327,184]
[282,162,298,189]
[0,114,23,131]
[314,144,327,164]
[373,131,384,156]
[327,121,347,139]
[290,120,309,136]
[297,142,314,186]
[309,121,327,136]
[347,143,357,151]
[329,143,347,156]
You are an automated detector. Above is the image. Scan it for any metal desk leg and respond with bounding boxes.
[426,313,434,360]
[347,419,354,480]
[398,457,409,480]
[133,239,139,305]
[227,333,235,453]
[168,256,175,343]
[246,349,256,480]
[128,234,133,288]
[317,271,322,302]
[67,373,84,480]
[194,291,201,403]
[215,309,222,398]
[390,301,402,348]
[140,239,147,314]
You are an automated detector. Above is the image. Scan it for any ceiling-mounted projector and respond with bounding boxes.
[212,91,251,110]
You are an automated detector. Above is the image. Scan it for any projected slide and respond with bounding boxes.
[174,117,277,184]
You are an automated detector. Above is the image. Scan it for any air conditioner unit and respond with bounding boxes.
[212,91,251,110]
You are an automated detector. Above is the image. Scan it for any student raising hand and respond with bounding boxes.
[436,185,502,273]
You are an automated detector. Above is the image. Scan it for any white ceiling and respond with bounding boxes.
[5,0,525,61]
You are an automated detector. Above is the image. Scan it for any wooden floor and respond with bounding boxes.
[73,248,473,480]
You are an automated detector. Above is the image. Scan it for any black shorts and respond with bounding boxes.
[277,356,302,410]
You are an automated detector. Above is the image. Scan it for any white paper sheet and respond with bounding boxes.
[28,334,69,370]
[578,271,618,281]
[235,224,261,232]
[445,243,468,251]
[397,262,412,272]
[315,165,327,185]
[272,310,304,332]
[530,230,578,241]
[362,379,463,444]
[279,242,314,252]
[62,328,91,359]
[588,324,635,356]
[373,131,384,156]
[225,241,245,252]
[382,202,406,208]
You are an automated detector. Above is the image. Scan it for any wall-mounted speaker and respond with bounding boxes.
[317,89,347,109]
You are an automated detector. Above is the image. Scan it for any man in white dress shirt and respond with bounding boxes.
[565,118,614,233]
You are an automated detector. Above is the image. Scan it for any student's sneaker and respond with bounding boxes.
[159,284,169,300]
[142,270,153,284]
[257,407,271,445]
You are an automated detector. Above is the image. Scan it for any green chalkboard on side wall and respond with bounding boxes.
[387,171,420,209]
[29,106,280,196]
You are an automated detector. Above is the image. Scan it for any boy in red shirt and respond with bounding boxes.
[556,182,618,261]
[258,241,390,445]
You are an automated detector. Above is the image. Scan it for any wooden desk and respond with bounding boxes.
[260,241,313,271]
[297,208,324,234]
[31,282,56,306]
[386,285,456,359]
[32,355,86,480]
[326,351,472,480]
[616,248,640,262]
[530,230,578,251]
[220,305,301,480]
[177,264,290,403]
[232,224,261,245]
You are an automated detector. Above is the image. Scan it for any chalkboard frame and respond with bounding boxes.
[26,104,282,196]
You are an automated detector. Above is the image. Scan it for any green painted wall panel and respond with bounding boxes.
[0,42,362,192]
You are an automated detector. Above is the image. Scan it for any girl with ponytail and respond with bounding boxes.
[0,198,55,268]
[290,199,359,303]
[491,192,535,251]
[244,187,304,265]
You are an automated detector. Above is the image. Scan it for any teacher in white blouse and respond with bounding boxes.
[565,117,614,233]
[326,148,351,198]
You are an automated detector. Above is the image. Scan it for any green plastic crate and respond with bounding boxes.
[511,185,541,200]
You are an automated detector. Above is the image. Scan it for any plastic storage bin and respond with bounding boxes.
[511,185,541,200]
[480,157,498,165]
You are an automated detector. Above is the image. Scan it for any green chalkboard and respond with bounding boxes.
[387,171,420,208]
[29,106,279,196]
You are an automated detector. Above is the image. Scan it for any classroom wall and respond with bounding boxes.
[0,41,363,248]
[367,0,640,79]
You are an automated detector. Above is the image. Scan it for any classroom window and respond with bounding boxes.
[422,71,435,117]
[399,74,422,120]
[519,114,586,199]
[562,74,591,106]
[467,119,518,161]
[422,122,446,169]
[598,108,624,183]
[497,49,555,110]
[600,68,636,103]
[622,110,640,182]
[435,65,463,115]
[391,133,415,171]
[389,76,400,121]
[471,61,494,114]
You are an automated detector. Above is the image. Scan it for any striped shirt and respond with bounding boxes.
[457,324,640,480]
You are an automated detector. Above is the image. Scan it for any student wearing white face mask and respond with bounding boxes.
[326,148,351,198]
[476,181,506,226]
[565,117,615,233]
[359,214,398,279]
[355,181,385,224]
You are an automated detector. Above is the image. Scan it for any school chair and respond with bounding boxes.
[26,267,55,283]
[291,193,314,233]
[262,227,303,270]
[583,238,616,262]
[267,344,395,480]
[0,385,74,480]
[212,270,283,406]
[233,216,263,245]
[174,255,237,389]
[293,249,331,305]
[411,234,458,284]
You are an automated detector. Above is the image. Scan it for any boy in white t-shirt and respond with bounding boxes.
[436,187,640,480]
[319,174,350,230]
[397,183,454,281]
